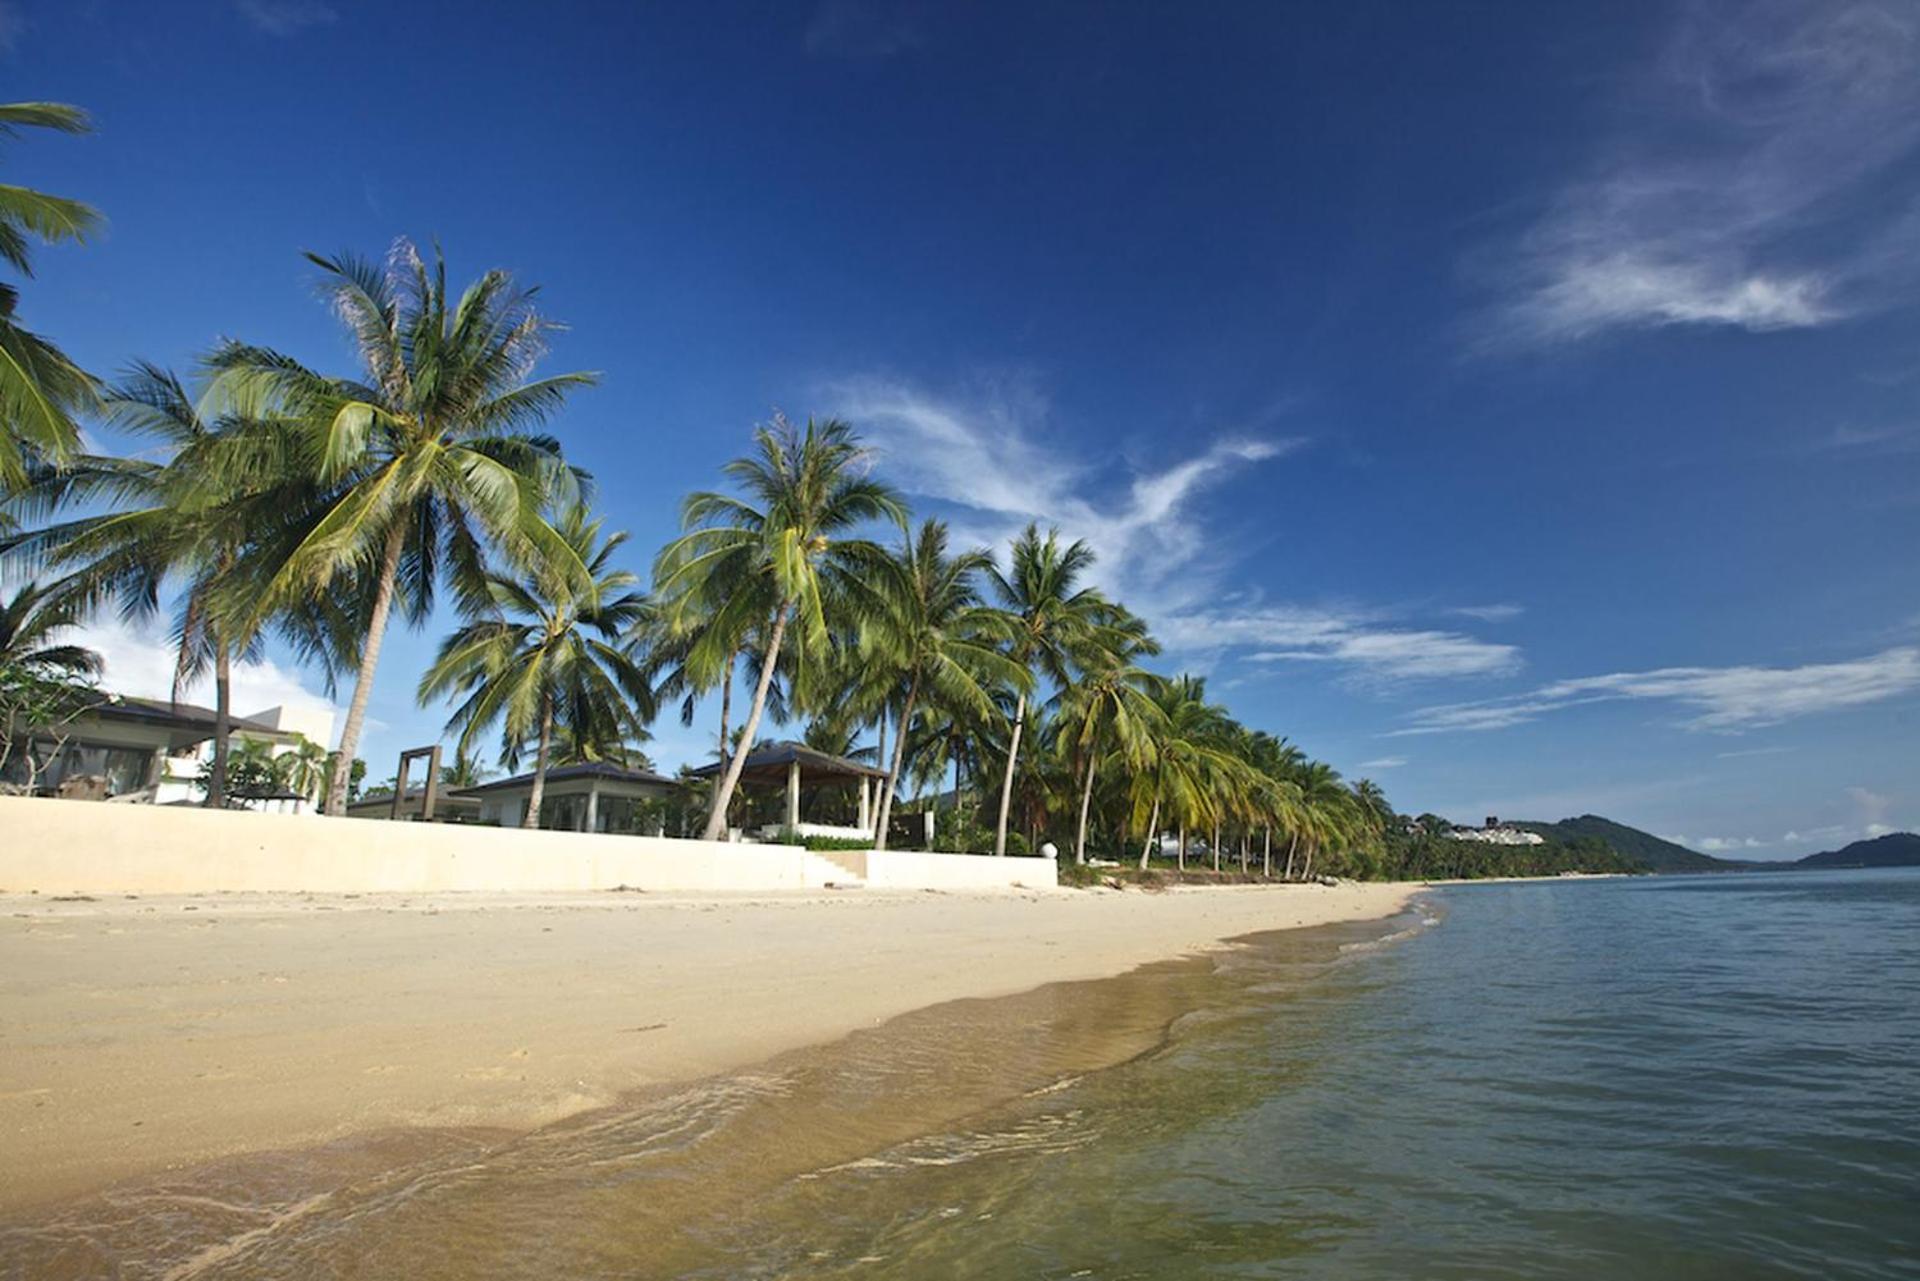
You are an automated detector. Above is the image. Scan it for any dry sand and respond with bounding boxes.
[0,880,1414,1212]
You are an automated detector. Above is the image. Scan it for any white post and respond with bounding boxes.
[585,782,599,833]
[786,758,801,831]
[858,776,872,834]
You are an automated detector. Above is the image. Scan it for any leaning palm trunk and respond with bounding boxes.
[701,604,790,841]
[1138,793,1160,871]
[715,646,736,786]
[873,677,917,851]
[1073,754,1097,864]
[324,522,407,816]
[1284,830,1300,880]
[1302,840,1316,882]
[523,696,554,829]
[1212,821,1221,873]
[1263,825,1272,878]
[992,690,1027,856]
[1177,824,1187,873]
[207,644,231,809]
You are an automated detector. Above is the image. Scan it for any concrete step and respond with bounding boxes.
[802,849,869,887]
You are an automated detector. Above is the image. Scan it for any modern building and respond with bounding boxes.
[1452,815,1546,846]
[1,693,333,811]
[456,762,680,832]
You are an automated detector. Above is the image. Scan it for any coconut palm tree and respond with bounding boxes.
[653,415,903,840]
[985,524,1109,857]
[1057,609,1162,863]
[204,240,599,813]
[0,580,99,675]
[1,362,337,806]
[0,102,101,488]
[419,503,654,829]
[860,518,1026,850]
[1292,760,1350,881]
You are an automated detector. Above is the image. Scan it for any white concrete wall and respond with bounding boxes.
[836,848,1059,890]
[0,796,829,895]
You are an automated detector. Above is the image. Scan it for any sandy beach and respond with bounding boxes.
[0,880,1413,1214]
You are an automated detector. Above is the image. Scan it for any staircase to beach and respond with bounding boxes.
[801,848,869,887]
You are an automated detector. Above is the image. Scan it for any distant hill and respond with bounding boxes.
[1796,832,1920,868]
[1515,815,1735,873]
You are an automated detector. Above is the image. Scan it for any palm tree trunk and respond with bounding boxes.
[1212,820,1221,872]
[1240,831,1249,874]
[716,647,736,770]
[1073,753,1098,864]
[1263,825,1272,878]
[874,676,917,851]
[711,646,738,827]
[206,642,231,809]
[701,603,789,841]
[324,520,407,816]
[992,690,1027,857]
[1284,829,1300,880]
[1138,793,1160,871]
[523,694,553,829]
[1303,840,1316,882]
[1177,824,1187,873]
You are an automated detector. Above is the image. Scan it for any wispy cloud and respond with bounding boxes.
[0,1,24,54]
[1245,621,1522,683]
[1716,744,1792,759]
[803,0,929,60]
[1357,756,1408,771]
[1397,647,1920,735]
[232,0,337,36]
[1446,603,1525,623]
[1813,423,1920,455]
[825,376,1518,686]
[1663,833,1770,852]
[824,375,1298,602]
[1487,0,1920,346]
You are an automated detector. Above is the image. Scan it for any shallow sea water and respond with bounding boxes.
[5,869,1917,1279]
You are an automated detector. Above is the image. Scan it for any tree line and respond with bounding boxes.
[0,101,1637,881]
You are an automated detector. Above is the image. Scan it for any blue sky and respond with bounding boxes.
[10,0,1917,857]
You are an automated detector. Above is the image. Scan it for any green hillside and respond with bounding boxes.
[1796,832,1920,868]
[1515,815,1735,873]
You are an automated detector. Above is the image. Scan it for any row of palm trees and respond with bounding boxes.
[0,99,1395,868]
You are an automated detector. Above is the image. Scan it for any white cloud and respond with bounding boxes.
[825,374,1296,601]
[1249,624,1522,683]
[1357,756,1408,770]
[1447,603,1525,623]
[825,377,1521,687]
[1398,647,1920,735]
[233,0,337,36]
[59,613,342,730]
[1488,0,1920,345]
[1695,835,1769,852]
[1716,744,1793,759]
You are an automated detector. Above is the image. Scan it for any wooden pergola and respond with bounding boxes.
[689,741,889,833]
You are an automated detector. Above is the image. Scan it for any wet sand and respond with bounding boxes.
[0,881,1411,1214]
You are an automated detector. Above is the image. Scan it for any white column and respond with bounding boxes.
[858,777,872,833]
[585,782,599,833]
[786,758,802,830]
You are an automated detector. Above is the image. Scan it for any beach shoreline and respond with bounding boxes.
[0,880,1415,1214]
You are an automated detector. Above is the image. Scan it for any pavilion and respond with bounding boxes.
[688,740,889,842]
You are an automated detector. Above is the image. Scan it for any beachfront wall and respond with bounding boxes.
[0,797,1056,895]
[828,848,1059,891]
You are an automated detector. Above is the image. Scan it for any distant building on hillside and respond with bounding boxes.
[1451,815,1546,846]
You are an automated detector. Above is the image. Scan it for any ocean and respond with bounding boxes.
[8,868,1918,1279]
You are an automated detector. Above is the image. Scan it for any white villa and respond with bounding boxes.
[0,693,334,813]
[1452,815,1546,846]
